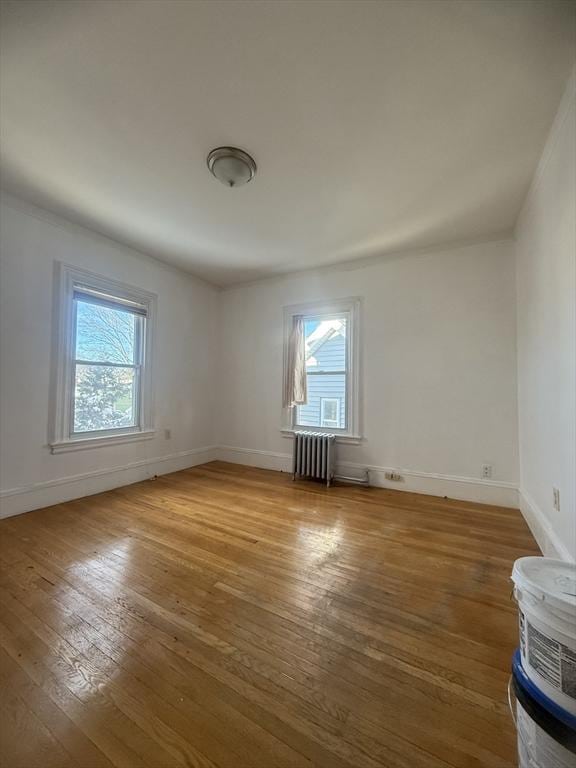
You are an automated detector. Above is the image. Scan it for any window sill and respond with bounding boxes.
[50,429,156,454]
[280,428,363,445]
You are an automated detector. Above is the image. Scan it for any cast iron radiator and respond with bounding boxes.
[292,431,336,487]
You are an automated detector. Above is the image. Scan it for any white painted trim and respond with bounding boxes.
[0,446,218,519]
[0,444,520,520]
[361,464,517,507]
[282,297,362,439]
[218,445,292,473]
[518,489,574,563]
[216,445,518,507]
[50,429,156,454]
[280,429,362,445]
[1,438,521,520]
[49,262,157,451]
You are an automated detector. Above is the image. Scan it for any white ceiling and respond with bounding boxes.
[1,0,574,286]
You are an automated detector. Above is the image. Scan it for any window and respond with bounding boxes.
[72,289,143,434]
[283,298,361,441]
[320,398,341,428]
[297,316,347,429]
[50,264,156,453]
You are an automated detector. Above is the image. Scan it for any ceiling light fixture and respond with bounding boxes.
[207,146,257,188]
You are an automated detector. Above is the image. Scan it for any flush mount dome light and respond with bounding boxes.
[207,146,257,187]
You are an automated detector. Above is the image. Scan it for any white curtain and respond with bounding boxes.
[283,315,307,408]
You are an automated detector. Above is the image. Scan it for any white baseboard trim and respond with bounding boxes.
[218,445,292,473]
[0,443,521,520]
[518,489,574,562]
[360,464,518,507]
[0,446,218,519]
[217,445,518,507]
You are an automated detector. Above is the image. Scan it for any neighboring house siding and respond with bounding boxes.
[297,333,346,428]
[297,374,346,427]
[311,332,346,372]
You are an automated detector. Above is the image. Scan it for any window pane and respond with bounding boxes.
[322,399,338,424]
[75,300,136,364]
[305,317,347,373]
[296,315,347,429]
[297,374,346,429]
[73,364,136,432]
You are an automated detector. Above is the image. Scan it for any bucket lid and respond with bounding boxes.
[511,557,576,613]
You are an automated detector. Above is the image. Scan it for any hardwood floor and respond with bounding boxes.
[0,461,538,768]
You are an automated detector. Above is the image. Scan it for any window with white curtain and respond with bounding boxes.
[282,298,361,441]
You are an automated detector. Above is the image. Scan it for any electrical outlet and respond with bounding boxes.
[553,488,560,512]
[482,464,493,479]
[385,471,403,482]
[164,428,172,440]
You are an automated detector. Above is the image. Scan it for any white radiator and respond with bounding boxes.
[292,431,336,487]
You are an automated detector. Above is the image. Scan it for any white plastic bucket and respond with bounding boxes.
[516,700,575,768]
[511,557,576,715]
[511,649,576,768]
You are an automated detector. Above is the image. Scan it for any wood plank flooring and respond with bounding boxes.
[0,461,538,768]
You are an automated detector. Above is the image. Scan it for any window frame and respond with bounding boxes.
[320,397,341,428]
[282,297,362,443]
[50,263,157,453]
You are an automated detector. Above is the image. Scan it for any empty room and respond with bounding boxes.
[0,1,575,767]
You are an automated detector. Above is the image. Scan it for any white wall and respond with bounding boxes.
[515,72,576,562]
[8,86,574,525]
[0,195,219,517]
[217,239,519,506]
